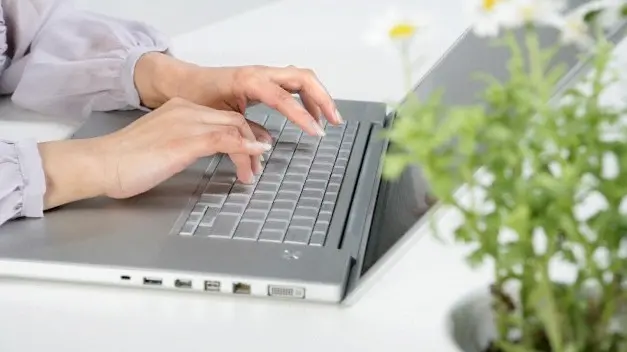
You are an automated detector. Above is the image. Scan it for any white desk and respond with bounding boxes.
[0,0,497,351]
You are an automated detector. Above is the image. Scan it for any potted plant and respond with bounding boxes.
[382,1,627,351]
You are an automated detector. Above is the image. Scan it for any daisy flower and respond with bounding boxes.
[468,0,511,37]
[499,0,566,28]
[363,7,429,49]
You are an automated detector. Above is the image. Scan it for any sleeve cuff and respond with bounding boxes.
[16,139,46,218]
[122,45,170,112]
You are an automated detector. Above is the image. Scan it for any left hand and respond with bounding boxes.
[134,53,344,137]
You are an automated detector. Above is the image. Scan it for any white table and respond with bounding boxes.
[0,0,500,350]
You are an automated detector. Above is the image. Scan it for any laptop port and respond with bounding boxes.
[204,280,221,292]
[233,282,251,294]
[174,279,193,289]
[120,275,131,281]
[143,277,163,286]
[268,285,305,299]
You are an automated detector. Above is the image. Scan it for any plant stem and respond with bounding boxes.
[400,40,413,93]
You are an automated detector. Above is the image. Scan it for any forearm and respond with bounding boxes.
[38,139,105,210]
[134,52,195,109]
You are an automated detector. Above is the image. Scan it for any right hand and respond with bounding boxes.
[39,98,271,209]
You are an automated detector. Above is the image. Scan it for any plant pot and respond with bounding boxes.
[446,285,627,352]
[446,286,497,352]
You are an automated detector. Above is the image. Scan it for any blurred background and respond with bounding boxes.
[73,0,280,36]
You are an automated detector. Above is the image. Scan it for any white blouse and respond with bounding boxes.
[0,0,169,226]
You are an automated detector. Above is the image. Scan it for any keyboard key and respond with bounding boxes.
[290,217,315,229]
[308,172,330,181]
[323,193,338,204]
[200,208,219,226]
[231,183,254,195]
[226,193,250,204]
[284,174,306,184]
[191,205,208,215]
[263,220,289,232]
[257,182,280,193]
[321,202,334,213]
[276,190,299,202]
[268,208,292,220]
[249,200,272,211]
[242,209,267,222]
[222,203,246,214]
[251,192,274,202]
[305,179,327,190]
[273,200,297,211]
[179,222,197,236]
[293,206,318,219]
[280,182,303,193]
[309,231,327,246]
[259,229,285,243]
[326,184,341,194]
[317,212,332,224]
[259,174,282,184]
[314,221,329,233]
[205,182,232,195]
[194,224,212,237]
[187,212,202,224]
[209,214,240,238]
[298,198,321,209]
[198,194,226,208]
[233,220,263,240]
[301,189,324,199]
[284,227,312,245]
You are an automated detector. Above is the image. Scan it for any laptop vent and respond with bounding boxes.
[268,285,305,299]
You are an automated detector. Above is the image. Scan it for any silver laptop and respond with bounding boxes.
[1,12,624,305]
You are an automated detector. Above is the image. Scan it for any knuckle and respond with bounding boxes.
[167,96,188,107]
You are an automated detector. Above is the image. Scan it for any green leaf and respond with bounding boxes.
[382,154,410,180]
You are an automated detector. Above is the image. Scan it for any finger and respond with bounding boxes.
[230,153,255,184]
[299,92,323,128]
[247,120,273,145]
[192,107,263,175]
[268,66,343,125]
[187,126,270,184]
[246,78,325,137]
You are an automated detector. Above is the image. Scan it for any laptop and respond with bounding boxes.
[1,12,625,305]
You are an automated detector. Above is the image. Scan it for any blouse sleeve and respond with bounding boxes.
[0,0,170,117]
[0,0,170,226]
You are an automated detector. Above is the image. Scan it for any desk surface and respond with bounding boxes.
[4,0,621,351]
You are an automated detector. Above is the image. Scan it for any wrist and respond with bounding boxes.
[134,52,194,108]
[38,139,106,210]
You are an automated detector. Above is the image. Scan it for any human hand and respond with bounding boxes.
[134,53,344,137]
[39,98,271,209]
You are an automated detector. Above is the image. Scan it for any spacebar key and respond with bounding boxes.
[208,214,240,238]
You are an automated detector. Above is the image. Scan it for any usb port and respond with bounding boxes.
[143,277,162,286]
[174,279,193,289]
[233,282,251,294]
[204,280,221,292]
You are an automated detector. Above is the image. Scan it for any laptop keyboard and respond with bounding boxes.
[178,113,359,246]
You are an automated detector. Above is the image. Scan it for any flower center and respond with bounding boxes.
[482,0,499,11]
[388,23,416,39]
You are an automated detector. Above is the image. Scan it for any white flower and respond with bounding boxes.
[467,0,511,37]
[363,8,429,48]
[499,0,566,28]
[596,0,627,30]
[554,7,594,48]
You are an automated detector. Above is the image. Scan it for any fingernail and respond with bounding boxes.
[260,154,265,162]
[246,140,272,151]
[255,159,263,174]
[311,120,326,136]
[335,109,345,124]
[247,172,256,184]
[318,118,325,130]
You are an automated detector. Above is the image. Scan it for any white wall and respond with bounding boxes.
[72,0,280,36]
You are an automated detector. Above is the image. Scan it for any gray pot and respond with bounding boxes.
[447,287,497,352]
[446,286,627,352]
